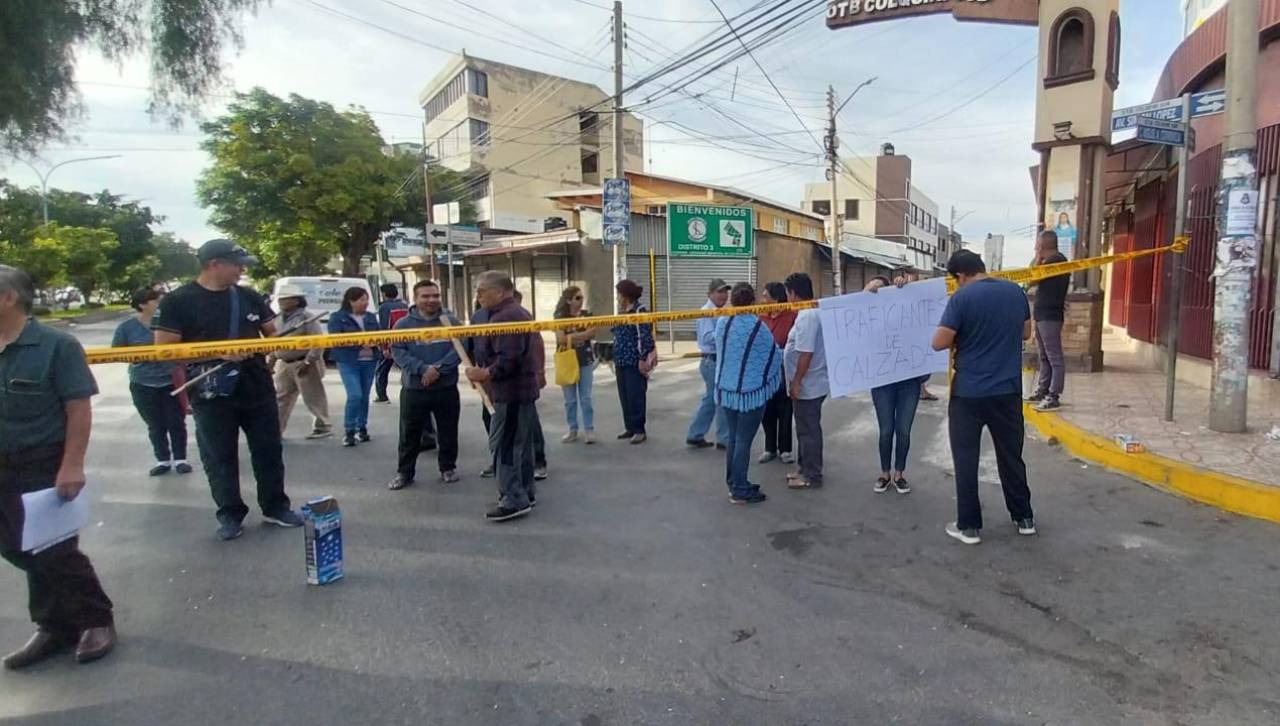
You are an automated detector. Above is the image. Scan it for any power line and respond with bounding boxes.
[568,0,725,24]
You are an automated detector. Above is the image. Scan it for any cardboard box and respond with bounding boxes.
[1114,434,1146,454]
[302,496,343,585]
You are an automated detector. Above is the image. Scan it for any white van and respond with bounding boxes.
[271,276,373,322]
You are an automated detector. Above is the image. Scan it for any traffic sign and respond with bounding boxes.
[1136,117,1187,147]
[667,203,754,258]
[603,178,630,247]
[1190,89,1226,118]
[423,224,481,247]
[1111,98,1183,131]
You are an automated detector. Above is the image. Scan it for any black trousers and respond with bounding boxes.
[0,445,114,634]
[615,365,648,435]
[398,386,461,479]
[375,357,396,400]
[192,380,291,525]
[948,393,1033,531]
[482,404,546,468]
[761,381,792,455]
[130,382,188,462]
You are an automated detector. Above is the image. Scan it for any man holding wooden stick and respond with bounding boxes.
[152,240,304,542]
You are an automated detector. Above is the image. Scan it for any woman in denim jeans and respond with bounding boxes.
[553,286,597,444]
[864,276,922,495]
[327,287,382,447]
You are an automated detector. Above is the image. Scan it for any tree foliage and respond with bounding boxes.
[0,0,263,157]
[32,223,119,299]
[198,88,478,278]
[0,178,199,296]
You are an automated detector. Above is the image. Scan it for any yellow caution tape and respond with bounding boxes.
[84,240,1185,365]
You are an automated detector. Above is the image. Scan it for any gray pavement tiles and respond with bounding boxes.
[1,319,1278,725]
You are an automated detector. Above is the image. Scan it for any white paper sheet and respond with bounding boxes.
[21,480,92,553]
[817,278,951,397]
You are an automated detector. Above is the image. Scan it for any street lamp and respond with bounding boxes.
[19,155,123,225]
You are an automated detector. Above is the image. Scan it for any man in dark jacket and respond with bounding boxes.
[388,280,462,490]
[1028,230,1070,411]
[374,283,408,404]
[466,271,540,522]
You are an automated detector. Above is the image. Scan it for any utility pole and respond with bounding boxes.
[612,0,627,314]
[1163,93,1193,422]
[1209,0,1259,433]
[421,122,438,282]
[826,86,842,296]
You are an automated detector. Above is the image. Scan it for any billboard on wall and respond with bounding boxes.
[825,0,1038,30]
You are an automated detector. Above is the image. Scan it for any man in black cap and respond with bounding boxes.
[153,240,304,541]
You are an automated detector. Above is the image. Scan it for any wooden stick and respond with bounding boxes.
[439,315,495,414]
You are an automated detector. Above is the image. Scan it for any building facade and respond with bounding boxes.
[418,54,645,235]
[800,144,942,271]
[1105,3,1279,377]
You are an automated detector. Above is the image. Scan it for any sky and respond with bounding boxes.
[0,0,1185,268]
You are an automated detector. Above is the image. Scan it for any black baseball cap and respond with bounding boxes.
[197,239,258,266]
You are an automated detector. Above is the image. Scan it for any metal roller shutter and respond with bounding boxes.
[629,254,756,336]
[532,256,564,320]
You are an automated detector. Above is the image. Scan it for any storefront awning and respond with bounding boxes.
[462,229,582,258]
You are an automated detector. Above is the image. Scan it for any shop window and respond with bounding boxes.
[844,199,859,220]
[1045,8,1096,88]
[772,216,788,234]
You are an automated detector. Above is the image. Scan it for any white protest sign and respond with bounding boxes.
[818,278,950,397]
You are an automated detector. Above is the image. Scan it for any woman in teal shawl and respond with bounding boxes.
[714,283,782,504]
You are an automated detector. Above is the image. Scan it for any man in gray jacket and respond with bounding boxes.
[388,280,462,490]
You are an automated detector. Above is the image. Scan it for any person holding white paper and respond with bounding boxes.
[0,265,116,669]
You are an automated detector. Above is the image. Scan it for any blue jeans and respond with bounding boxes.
[562,363,595,432]
[723,405,766,498]
[337,360,377,432]
[687,356,729,443]
[871,377,923,473]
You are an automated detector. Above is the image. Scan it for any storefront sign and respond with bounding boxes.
[667,203,754,258]
[826,0,1038,29]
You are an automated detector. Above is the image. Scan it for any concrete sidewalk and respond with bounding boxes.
[1025,333,1280,522]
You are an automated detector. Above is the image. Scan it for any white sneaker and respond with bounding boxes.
[945,522,981,545]
[779,452,795,464]
[561,431,579,443]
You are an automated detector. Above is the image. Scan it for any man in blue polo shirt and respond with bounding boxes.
[933,250,1036,545]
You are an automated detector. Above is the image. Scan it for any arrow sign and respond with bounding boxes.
[1190,89,1226,118]
[429,228,447,239]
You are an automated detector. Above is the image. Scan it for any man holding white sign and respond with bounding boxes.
[932,251,1036,546]
[0,265,116,669]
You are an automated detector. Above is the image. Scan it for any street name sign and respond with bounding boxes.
[1135,117,1187,147]
[603,178,630,247]
[667,203,754,258]
[1111,98,1183,131]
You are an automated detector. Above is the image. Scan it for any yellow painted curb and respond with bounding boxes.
[1024,405,1280,524]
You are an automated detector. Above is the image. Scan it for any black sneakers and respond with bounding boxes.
[686,438,713,449]
[357,428,372,443]
[388,474,412,491]
[729,491,768,505]
[893,477,911,495]
[174,461,193,475]
[342,432,357,447]
[148,463,171,476]
[945,522,981,545]
[486,504,532,522]
[1036,397,1062,412]
[874,476,890,493]
[216,521,244,541]
[1026,391,1047,403]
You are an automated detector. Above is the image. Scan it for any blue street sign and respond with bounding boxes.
[1111,98,1182,132]
[602,178,630,247]
[1136,116,1186,147]
[1190,89,1226,118]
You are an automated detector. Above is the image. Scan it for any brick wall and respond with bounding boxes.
[1025,291,1106,372]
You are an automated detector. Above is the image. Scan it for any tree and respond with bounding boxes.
[199,89,478,278]
[32,223,118,300]
[152,232,201,282]
[0,0,263,157]
[0,235,68,290]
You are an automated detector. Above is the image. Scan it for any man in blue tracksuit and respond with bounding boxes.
[387,280,462,490]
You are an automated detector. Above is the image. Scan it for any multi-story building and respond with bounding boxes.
[418,54,645,234]
[801,144,943,271]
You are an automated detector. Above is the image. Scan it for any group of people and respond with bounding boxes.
[0,228,1070,668]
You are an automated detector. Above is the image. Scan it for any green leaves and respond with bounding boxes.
[32,223,119,299]
[1,0,263,157]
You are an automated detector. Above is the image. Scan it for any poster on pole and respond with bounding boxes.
[1226,189,1259,236]
[817,278,950,397]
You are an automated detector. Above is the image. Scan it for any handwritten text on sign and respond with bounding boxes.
[818,278,949,396]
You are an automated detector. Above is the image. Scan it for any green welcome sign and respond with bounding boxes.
[667,203,754,257]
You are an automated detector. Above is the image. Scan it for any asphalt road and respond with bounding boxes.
[2,316,1278,726]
